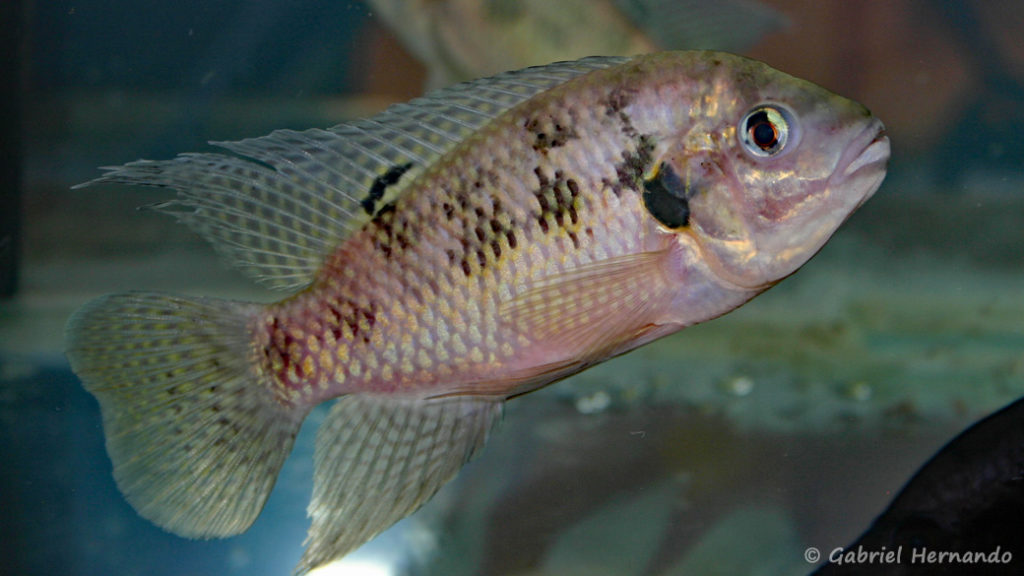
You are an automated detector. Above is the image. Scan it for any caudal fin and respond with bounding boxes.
[65,292,305,538]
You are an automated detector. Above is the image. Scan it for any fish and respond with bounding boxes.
[65,51,889,574]
[811,397,1024,576]
[367,0,787,87]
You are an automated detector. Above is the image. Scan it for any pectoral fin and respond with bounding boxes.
[298,394,503,574]
[500,250,672,364]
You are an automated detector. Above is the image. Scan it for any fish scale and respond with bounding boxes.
[323,123,629,397]
[66,51,889,573]
[262,92,645,404]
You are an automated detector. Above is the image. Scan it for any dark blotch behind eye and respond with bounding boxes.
[642,163,690,229]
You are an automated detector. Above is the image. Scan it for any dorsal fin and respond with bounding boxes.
[76,56,631,292]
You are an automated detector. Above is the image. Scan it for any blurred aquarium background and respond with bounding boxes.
[2,1,1024,575]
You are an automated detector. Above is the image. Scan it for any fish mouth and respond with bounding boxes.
[848,128,889,174]
[837,121,890,193]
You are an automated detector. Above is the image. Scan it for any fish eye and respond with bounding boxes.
[739,105,794,158]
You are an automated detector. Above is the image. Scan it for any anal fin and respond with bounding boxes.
[298,395,502,574]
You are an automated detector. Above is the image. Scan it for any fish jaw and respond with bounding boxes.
[732,123,888,290]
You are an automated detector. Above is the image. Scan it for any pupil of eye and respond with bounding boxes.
[751,121,777,149]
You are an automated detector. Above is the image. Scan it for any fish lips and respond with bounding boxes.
[833,120,891,210]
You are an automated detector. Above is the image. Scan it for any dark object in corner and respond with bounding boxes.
[0,0,26,299]
[811,396,1024,575]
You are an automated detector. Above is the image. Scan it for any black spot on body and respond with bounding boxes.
[375,202,397,217]
[605,87,639,138]
[532,169,584,241]
[348,302,376,344]
[268,300,379,381]
[369,201,411,260]
[443,169,521,277]
[360,162,413,215]
[537,194,550,213]
[605,87,632,114]
[533,166,549,187]
[568,231,580,249]
[642,162,691,229]
[526,115,579,152]
[323,307,343,341]
[601,177,622,197]
[610,135,656,197]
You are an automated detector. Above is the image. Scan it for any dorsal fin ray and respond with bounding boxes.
[76,56,630,292]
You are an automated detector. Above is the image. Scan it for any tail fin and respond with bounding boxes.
[65,292,305,538]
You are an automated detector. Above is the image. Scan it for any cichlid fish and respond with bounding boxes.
[66,51,889,573]
[368,0,787,88]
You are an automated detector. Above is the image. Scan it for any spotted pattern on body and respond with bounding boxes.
[524,113,580,152]
[601,134,657,198]
[255,66,678,406]
[436,169,521,279]
[532,167,585,248]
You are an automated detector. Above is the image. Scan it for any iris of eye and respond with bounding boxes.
[642,163,690,229]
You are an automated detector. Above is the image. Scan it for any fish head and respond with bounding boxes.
[652,53,890,292]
